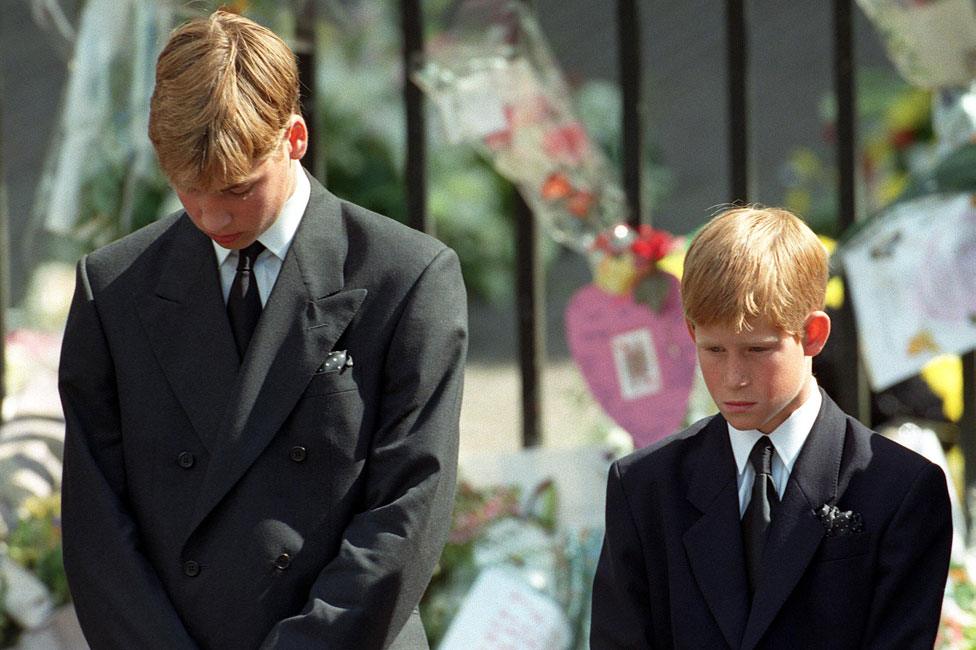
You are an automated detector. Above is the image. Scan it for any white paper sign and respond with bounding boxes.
[439,567,572,650]
[857,0,976,88]
[841,193,976,391]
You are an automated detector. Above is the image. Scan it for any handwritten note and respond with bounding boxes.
[439,567,572,650]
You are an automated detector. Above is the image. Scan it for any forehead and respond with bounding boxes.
[175,154,275,194]
[693,317,787,344]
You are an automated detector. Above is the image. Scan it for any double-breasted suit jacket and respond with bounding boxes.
[591,391,952,649]
[58,172,467,649]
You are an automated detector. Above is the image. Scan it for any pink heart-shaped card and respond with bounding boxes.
[565,274,697,448]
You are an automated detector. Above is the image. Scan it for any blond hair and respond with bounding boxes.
[148,10,300,190]
[681,206,828,335]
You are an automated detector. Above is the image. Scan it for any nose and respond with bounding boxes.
[724,355,749,389]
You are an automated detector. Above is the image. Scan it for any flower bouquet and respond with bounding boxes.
[421,479,602,649]
[413,0,625,251]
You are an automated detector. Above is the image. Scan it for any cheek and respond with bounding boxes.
[697,356,722,388]
[757,356,797,397]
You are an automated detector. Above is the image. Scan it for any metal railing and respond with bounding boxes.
[0,1,973,502]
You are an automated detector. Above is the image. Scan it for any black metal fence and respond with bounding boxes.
[391,0,976,507]
[0,0,973,502]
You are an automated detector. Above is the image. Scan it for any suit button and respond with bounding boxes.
[183,560,201,577]
[177,451,195,469]
[289,446,307,463]
[274,553,291,570]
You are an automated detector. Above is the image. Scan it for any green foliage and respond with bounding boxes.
[6,495,69,608]
[0,494,68,647]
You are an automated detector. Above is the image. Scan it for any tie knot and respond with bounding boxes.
[237,241,265,271]
[749,437,775,476]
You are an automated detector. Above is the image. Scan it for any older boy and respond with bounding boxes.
[590,207,951,648]
[58,11,466,649]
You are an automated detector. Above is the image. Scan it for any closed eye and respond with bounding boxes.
[225,184,254,197]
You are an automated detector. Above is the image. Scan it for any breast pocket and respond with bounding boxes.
[304,369,358,396]
[816,533,872,562]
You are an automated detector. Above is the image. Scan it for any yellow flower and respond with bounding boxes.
[594,255,638,295]
[876,174,909,207]
[657,249,685,280]
[883,88,931,133]
[785,189,812,217]
[921,355,962,422]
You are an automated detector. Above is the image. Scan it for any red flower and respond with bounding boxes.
[631,226,673,263]
[543,122,589,164]
[541,172,573,200]
[567,190,595,218]
[889,128,915,150]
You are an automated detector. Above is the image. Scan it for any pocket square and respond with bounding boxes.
[814,504,864,537]
[315,350,353,374]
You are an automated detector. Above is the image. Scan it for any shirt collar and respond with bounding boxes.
[211,160,311,265]
[728,378,823,478]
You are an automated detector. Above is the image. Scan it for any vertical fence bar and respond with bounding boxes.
[401,0,431,235]
[295,5,318,180]
[516,0,544,447]
[617,0,643,227]
[515,194,544,448]
[726,0,748,203]
[831,0,870,425]
[961,350,976,535]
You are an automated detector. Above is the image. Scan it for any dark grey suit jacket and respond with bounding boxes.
[58,172,467,649]
[591,391,951,649]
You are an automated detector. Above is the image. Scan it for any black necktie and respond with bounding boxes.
[227,241,265,360]
[742,436,779,595]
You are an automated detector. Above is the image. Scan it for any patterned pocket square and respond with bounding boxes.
[315,350,353,374]
[814,504,864,537]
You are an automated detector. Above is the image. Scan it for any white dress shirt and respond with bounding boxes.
[728,379,823,517]
[212,160,311,306]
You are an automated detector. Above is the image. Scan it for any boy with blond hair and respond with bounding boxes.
[590,206,950,649]
[59,11,466,649]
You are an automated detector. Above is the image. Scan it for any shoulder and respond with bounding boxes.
[322,194,462,303]
[80,211,186,291]
[817,395,948,518]
[613,415,721,485]
[844,414,938,474]
[336,197,450,272]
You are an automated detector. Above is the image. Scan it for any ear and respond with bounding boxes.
[802,311,831,357]
[685,318,697,342]
[285,114,308,161]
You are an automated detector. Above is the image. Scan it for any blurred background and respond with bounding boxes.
[1,0,974,647]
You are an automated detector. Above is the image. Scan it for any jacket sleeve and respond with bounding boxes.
[590,461,655,649]
[59,257,199,649]
[260,247,467,650]
[861,461,952,647]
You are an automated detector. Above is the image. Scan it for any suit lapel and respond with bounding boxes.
[136,217,240,451]
[683,416,750,650]
[182,176,367,545]
[740,390,847,650]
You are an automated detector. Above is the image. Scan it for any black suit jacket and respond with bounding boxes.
[591,391,951,649]
[58,172,467,649]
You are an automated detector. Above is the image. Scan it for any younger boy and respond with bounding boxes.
[590,207,951,648]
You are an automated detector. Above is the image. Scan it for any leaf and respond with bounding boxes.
[633,271,671,313]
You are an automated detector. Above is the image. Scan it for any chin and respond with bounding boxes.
[722,412,762,431]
